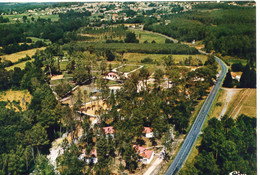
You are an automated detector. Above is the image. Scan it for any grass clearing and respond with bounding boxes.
[5,59,34,71]
[1,47,45,63]
[116,65,139,73]
[0,90,32,111]
[27,37,52,45]
[130,29,167,44]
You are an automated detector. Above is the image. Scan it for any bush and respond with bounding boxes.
[106,40,123,43]
[124,32,139,43]
[54,81,72,98]
[141,57,154,64]
[105,49,115,61]
[165,39,174,43]
[216,102,222,106]
[26,38,32,43]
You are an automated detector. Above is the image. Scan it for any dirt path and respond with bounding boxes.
[143,157,163,175]
[218,88,241,120]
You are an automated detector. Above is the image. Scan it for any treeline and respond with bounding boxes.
[180,115,256,175]
[145,7,256,63]
[2,40,46,54]
[64,42,199,55]
[83,25,127,40]
[0,3,54,14]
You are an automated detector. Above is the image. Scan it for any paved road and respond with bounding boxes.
[137,29,228,175]
[165,55,227,175]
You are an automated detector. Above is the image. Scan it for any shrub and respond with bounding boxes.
[141,57,154,64]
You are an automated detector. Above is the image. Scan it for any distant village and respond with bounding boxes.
[3,1,256,23]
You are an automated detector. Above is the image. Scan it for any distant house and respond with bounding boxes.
[231,72,241,81]
[142,127,154,138]
[79,149,98,164]
[104,72,120,81]
[133,145,154,164]
[103,126,115,138]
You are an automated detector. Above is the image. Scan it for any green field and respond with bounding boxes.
[27,37,52,45]
[116,65,140,73]
[123,53,208,64]
[130,29,167,44]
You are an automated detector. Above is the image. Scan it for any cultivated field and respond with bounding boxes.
[1,47,45,63]
[0,90,32,111]
[228,88,256,118]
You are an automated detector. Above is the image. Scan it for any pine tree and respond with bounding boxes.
[223,70,233,88]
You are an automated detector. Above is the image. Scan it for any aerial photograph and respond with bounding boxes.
[0,1,256,175]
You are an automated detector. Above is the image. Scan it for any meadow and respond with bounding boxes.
[1,47,45,63]
[130,29,167,44]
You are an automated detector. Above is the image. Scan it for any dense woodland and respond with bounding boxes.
[144,7,256,64]
[180,115,256,175]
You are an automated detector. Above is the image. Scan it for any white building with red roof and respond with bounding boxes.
[103,126,115,138]
[133,145,154,164]
[104,72,120,81]
[79,149,98,164]
[142,127,154,138]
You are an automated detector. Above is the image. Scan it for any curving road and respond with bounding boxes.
[133,29,228,175]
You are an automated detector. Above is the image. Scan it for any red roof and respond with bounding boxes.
[107,72,119,76]
[133,145,154,159]
[103,126,115,134]
[90,149,97,157]
[142,127,153,134]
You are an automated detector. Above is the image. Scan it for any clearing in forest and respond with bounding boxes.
[0,90,32,111]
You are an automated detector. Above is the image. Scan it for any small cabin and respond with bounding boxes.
[142,127,154,138]
[103,126,115,138]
